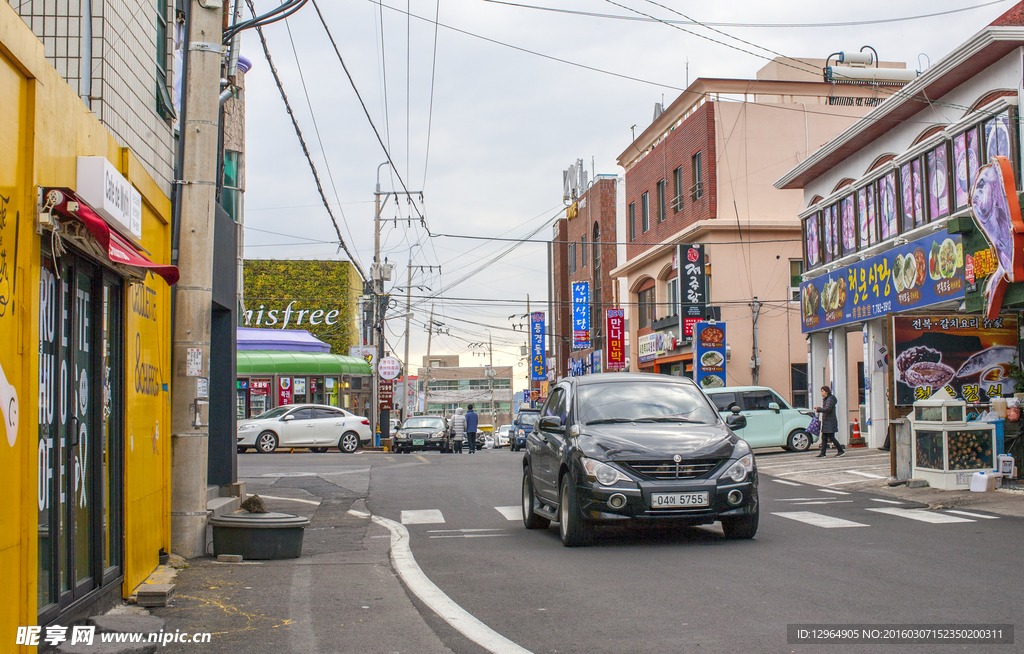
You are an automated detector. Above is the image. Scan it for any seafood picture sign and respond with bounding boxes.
[892,315,1018,405]
[694,322,727,390]
[800,230,965,333]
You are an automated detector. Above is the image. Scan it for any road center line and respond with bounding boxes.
[366,513,534,654]
[771,479,802,486]
[256,495,322,506]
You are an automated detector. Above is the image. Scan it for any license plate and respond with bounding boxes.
[650,492,709,508]
[413,439,425,446]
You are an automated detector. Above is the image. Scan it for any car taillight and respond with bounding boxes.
[361,419,370,425]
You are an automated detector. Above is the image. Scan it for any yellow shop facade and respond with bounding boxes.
[1,4,177,641]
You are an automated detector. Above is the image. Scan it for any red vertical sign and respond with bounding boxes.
[606,308,625,371]
[278,377,293,406]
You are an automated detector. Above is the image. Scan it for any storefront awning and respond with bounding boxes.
[42,188,179,285]
[237,350,372,376]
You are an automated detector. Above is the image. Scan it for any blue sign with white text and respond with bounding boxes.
[572,281,590,349]
[531,312,547,381]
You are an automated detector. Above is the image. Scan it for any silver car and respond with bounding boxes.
[237,404,372,454]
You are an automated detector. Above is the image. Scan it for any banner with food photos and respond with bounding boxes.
[892,314,1018,406]
[800,230,965,333]
[694,322,727,390]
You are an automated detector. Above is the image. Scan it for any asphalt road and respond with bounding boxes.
[171,447,1018,654]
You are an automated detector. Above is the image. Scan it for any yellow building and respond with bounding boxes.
[1,2,177,641]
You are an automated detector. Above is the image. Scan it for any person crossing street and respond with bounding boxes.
[815,385,845,458]
[465,404,479,454]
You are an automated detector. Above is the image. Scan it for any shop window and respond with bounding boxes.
[876,171,898,239]
[641,192,650,233]
[656,179,666,223]
[672,166,683,212]
[856,186,876,250]
[791,364,808,408]
[155,0,175,120]
[926,142,951,222]
[666,278,679,318]
[637,286,656,329]
[222,151,242,223]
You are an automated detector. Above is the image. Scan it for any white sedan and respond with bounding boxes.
[495,424,512,448]
[237,404,372,454]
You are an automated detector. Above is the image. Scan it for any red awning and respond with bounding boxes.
[45,188,179,286]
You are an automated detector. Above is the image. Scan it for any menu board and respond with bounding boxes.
[694,322,727,390]
[800,230,965,333]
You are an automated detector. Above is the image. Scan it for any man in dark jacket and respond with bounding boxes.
[815,386,845,458]
[465,404,479,454]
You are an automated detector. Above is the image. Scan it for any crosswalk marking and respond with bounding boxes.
[818,489,850,495]
[401,509,445,524]
[793,500,853,505]
[869,498,904,504]
[771,479,802,486]
[772,511,869,528]
[495,506,521,521]
[943,509,999,520]
[866,507,974,523]
[846,470,886,479]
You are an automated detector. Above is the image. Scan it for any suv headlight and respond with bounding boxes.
[722,454,754,483]
[432,430,444,438]
[581,457,631,486]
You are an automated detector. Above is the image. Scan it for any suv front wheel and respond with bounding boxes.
[559,475,591,547]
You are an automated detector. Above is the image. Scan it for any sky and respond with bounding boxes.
[237,0,1017,388]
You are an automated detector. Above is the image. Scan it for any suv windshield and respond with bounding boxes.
[402,417,445,430]
[578,382,719,425]
[518,412,540,427]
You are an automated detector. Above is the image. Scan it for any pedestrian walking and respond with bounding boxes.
[465,404,479,454]
[450,407,467,454]
[815,385,845,458]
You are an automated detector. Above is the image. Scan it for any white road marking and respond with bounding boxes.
[869,498,904,504]
[401,509,445,525]
[818,489,850,495]
[255,494,322,506]
[777,497,835,502]
[825,479,875,486]
[866,507,974,523]
[846,470,886,479]
[771,479,802,486]
[943,510,999,520]
[428,528,504,533]
[369,514,534,654]
[793,500,854,505]
[495,506,521,520]
[430,534,511,539]
[772,511,869,528]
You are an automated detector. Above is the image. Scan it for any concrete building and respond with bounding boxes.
[776,5,1024,457]
[418,355,515,427]
[551,174,621,379]
[1,0,178,635]
[611,56,908,406]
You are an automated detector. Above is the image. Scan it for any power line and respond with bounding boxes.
[480,0,1011,29]
[246,0,367,282]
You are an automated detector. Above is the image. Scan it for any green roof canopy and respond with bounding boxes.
[236,350,372,376]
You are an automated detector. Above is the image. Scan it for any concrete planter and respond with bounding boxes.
[209,512,310,559]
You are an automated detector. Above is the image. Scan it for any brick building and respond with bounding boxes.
[612,56,908,403]
[551,175,621,379]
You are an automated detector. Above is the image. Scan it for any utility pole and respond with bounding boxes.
[402,259,412,421]
[170,0,223,558]
[751,296,761,385]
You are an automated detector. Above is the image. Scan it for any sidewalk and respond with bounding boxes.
[841,472,1024,517]
[146,495,455,654]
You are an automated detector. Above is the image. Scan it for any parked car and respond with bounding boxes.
[393,415,450,453]
[702,386,816,452]
[237,404,372,454]
[511,409,540,451]
[495,424,512,448]
[522,373,756,546]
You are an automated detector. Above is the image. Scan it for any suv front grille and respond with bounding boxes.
[621,459,725,480]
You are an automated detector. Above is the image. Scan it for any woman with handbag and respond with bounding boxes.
[815,386,845,458]
[450,407,467,454]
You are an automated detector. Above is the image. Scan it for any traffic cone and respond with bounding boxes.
[849,418,866,448]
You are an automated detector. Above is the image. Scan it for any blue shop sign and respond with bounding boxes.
[799,230,965,334]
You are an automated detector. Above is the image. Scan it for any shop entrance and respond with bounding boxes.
[38,251,123,622]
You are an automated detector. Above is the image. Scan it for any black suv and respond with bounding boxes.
[521,373,757,546]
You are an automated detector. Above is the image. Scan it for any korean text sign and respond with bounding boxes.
[531,312,547,381]
[605,308,625,370]
[677,243,706,317]
[694,322,727,389]
[892,314,1018,405]
[572,281,590,348]
[799,230,964,333]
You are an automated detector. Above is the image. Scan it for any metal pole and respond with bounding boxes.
[751,296,761,385]
[403,259,412,421]
[170,0,223,558]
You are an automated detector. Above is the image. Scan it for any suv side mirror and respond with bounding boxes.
[768,402,780,413]
[539,415,564,432]
[726,414,746,430]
